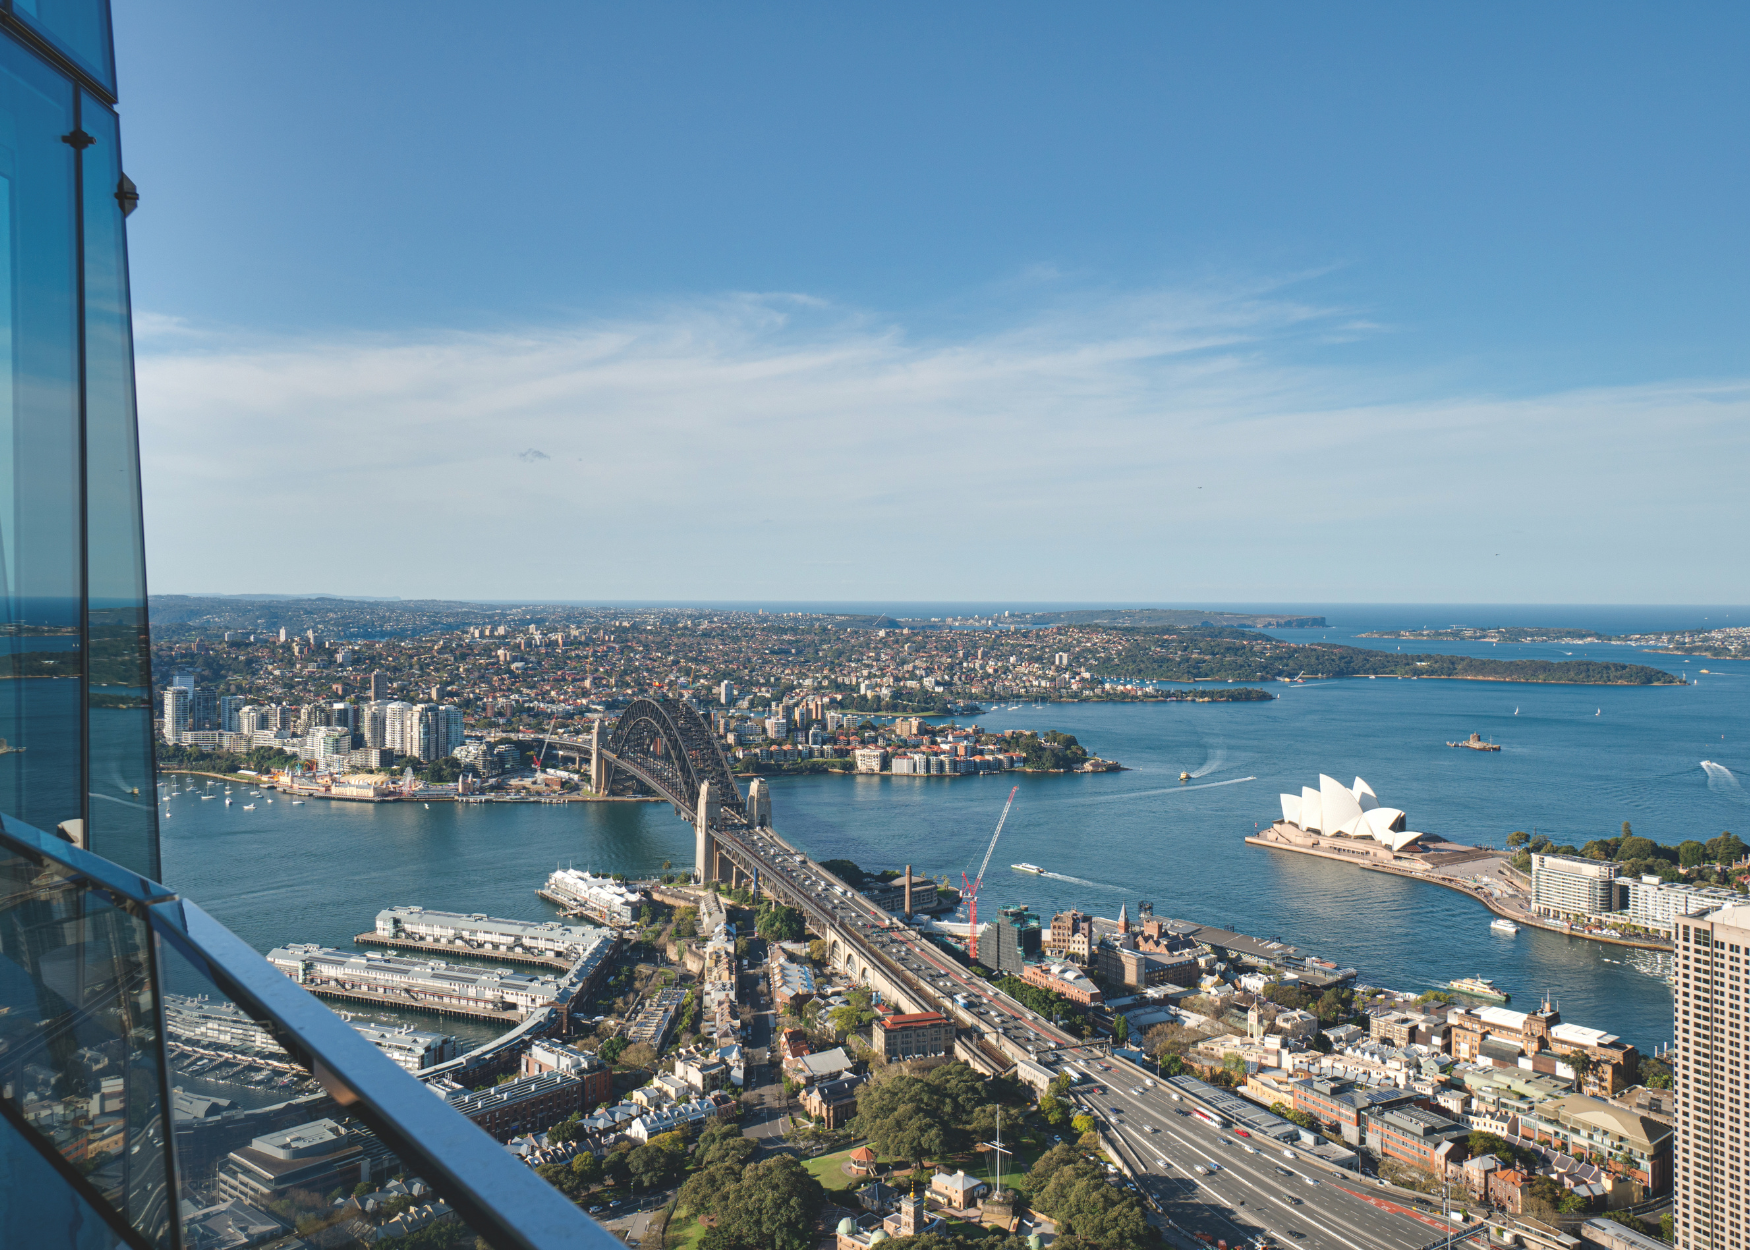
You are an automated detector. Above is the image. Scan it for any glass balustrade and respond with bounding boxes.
[1,811,620,1249]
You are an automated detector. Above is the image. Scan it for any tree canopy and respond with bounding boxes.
[1024,1145,1151,1250]
[683,1155,826,1250]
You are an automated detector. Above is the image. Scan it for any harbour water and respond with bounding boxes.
[160,605,1750,1055]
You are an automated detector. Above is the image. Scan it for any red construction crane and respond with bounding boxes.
[963,786,1018,964]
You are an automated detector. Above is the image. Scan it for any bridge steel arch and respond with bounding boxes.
[597,697,746,824]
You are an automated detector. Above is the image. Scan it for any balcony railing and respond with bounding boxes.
[0,810,620,1249]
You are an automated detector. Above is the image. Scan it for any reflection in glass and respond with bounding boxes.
[0,36,83,842]
[0,837,171,1247]
[79,93,156,881]
[7,0,115,97]
[155,933,497,1250]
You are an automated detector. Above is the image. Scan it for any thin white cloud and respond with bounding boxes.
[133,285,1750,603]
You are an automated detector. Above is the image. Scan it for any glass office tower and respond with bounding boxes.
[0,6,613,1247]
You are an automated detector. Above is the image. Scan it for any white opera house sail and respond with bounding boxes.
[1256,773,1429,861]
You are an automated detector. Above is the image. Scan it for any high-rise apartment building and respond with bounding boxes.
[370,669,385,699]
[0,7,606,1244]
[219,693,246,732]
[161,686,190,742]
[1531,852,1620,919]
[1674,907,1750,1250]
[189,685,218,730]
[360,699,389,748]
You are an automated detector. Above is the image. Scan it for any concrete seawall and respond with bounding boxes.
[1244,835,1672,952]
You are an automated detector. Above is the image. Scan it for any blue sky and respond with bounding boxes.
[116,3,1749,603]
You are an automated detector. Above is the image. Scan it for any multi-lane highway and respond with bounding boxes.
[1060,1053,1441,1250]
[719,825,1446,1250]
[725,824,1082,1056]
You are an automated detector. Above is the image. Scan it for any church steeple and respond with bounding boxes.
[1118,902,1129,935]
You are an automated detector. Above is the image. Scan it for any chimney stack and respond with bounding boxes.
[904,864,913,917]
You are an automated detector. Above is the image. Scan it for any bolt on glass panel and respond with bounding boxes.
[0,836,172,1247]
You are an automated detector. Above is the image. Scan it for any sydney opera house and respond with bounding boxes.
[1253,774,1429,862]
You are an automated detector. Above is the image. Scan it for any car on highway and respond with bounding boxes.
[1279,1194,1298,1206]
[1281,1149,1297,1160]
[1193,1166,1209,1176]
[1274,1167,1292,1176]
[1301,1175,1318,1186]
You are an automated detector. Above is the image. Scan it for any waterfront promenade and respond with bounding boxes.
[1244,833,1673,951]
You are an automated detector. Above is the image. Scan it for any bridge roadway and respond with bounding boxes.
[543,705,1436,1246]
[1060,1047,1442,1250]
[709,822,1086,1063]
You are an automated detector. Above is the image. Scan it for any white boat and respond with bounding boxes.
[291,800,304,806]
[1490,918,1520,935]
[242,804,255,810]
[1011,863,1045,875]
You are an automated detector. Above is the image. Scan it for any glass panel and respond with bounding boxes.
[153,932,503,1250]
[0,837,172,1247]
[77,94,155,881]
[0,1118,129,1249]
[8,0,115,97]
[0,36,81,839]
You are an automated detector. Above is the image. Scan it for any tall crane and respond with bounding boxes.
[963,786,1018,964]
[533,715,560,776]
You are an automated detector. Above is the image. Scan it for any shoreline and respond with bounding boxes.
[1244,835,1672,951]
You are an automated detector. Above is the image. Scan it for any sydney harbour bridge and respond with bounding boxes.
[544,696,774,889]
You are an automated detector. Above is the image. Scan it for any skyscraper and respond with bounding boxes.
[1675,908,1750,1250]
[161,686,190,742]
[370,668,385,699]
[219,693,245,731]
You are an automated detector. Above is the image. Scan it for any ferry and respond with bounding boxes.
[1490,918,1520,935]
[1448,976,1510,1003]
[1011,863,1046,876]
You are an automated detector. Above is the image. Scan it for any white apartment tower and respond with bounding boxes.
[160,686,190,743]
[1675,905,1750,1250]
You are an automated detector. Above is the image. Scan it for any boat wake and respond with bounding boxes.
[1081,776,1258,804]
[1027,869,1120,891]
[1188,744,1227,778]
[1703,761,1749,806]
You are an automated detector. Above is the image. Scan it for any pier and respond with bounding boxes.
[353,932,576,971]
[295,981,526,1023]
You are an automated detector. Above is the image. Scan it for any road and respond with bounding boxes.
[725,825,1083,1059]
[1061,1054,1440,1250]
[720,827,1448,1249]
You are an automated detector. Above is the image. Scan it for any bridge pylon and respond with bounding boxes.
[694,781,720,884]
[746,778,770,828]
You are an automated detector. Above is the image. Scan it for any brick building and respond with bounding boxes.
[872,1011,953,1062]
[521,1041,612,1110]
[444,1071,585,1143]
[1045,910,1097,964]
[1368,1106,1469,1176]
